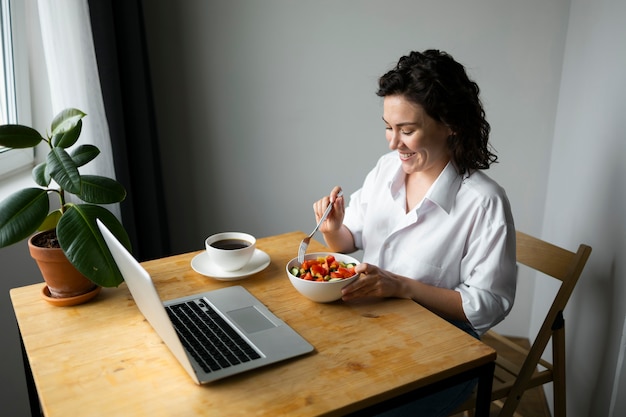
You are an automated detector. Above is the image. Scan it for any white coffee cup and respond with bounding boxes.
[205,232,256,271]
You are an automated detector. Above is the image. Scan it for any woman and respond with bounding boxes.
[313,50,516,416]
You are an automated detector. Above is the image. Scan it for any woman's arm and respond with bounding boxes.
[322,224,357,254]
[341,263,468,323]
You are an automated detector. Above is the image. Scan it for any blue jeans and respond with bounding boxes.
[375,320,480,417]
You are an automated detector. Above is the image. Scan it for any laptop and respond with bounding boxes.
[96,219,314,384]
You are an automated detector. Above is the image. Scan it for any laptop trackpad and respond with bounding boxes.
[227,306,277,334]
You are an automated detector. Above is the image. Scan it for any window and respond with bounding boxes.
[0,0,33,178]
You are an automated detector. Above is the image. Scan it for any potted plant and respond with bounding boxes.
[0,108,130,303]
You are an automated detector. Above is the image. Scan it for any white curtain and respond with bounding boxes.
[36,0,121,219]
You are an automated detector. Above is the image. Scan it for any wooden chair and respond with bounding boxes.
[453,230,592,417]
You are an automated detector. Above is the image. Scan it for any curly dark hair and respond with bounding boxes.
[377,49,497,174]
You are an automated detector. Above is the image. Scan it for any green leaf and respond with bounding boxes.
[52,119,82,148]
[77,175,127,204]
[39,209,62,231]
[0,188,49,247]
[32,162,51,187]
[47,147,81,194]
[0,124,43,148]
[70,144,100,167]
[51,108,86,136]
[57,205,130,287]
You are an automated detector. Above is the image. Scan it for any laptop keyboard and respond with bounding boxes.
[166,300,261,373]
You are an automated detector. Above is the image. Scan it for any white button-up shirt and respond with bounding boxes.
[343,152,517,335]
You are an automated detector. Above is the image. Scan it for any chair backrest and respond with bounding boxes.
[516,231,590,281]
[503,231,592,415]
[515,230,591,334]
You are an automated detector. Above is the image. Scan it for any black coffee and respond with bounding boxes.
[210,239,251,250]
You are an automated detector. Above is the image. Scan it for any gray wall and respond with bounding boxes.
[143,0,568,338]
[1,1,624,416]
[537,0,626,415]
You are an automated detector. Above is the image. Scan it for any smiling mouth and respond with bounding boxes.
[399,152,416,160]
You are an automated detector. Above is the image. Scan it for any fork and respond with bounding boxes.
[297,190,343,264]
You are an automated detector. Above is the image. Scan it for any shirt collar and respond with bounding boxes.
[425,162,462,214]
[387,161,462,214]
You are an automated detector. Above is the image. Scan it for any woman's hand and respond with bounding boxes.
[313,186,344,233]
[341,263,406,301]
[312,186,356,253]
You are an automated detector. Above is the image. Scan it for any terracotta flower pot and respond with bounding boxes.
[28,230,99,303]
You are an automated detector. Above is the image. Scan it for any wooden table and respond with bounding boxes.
[11,231,495,416]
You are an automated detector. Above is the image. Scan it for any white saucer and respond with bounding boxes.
[191,249,271,281]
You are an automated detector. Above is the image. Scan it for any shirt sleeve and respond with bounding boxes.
[343,155,390,250]
[456,214,517,335]
[343,187,364,250]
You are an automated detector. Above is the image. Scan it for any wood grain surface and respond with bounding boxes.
[11,231,495,417]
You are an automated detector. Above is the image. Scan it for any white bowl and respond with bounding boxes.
[286,252,360,303]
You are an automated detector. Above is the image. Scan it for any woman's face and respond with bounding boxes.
[383,94,452,176]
